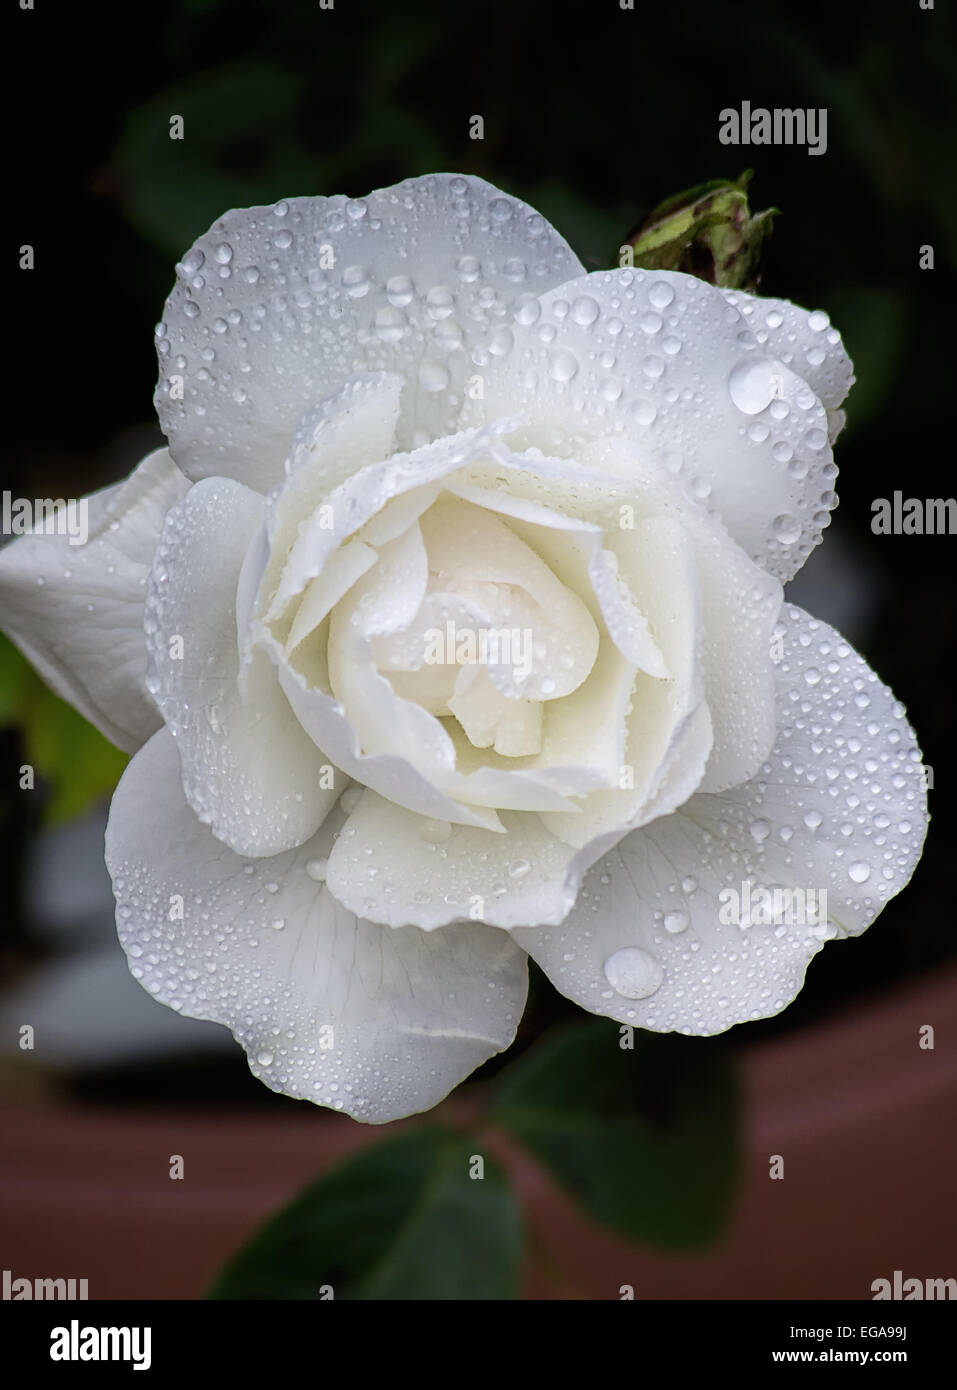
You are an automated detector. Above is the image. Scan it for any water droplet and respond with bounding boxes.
[603,947,663,999]
[342,264,371,297]
[515,297,540,326]
[418,360,450,392]
[772,513,802,545]
[848,861,871,883]
[488,327,514,356]
[663,910,689,934]
[548,349,578,382]
[571,296,599,326]
[648,281,675,309]
[729,358,778,414]
[386,274,414,306]
[374,307,407,343]
[426,286,454,319]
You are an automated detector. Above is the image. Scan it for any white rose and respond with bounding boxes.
[0,175,927,1123]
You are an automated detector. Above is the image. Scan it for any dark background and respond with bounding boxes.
[4,0,955,1088]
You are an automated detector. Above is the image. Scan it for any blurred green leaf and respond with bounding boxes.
[210,1127,523,1300]
[0,630,26,725]
[113,62,316,258]
[0,632,127,824]
[525,179,628,270]
[493,1019,739,1250]
[822,286,911,440]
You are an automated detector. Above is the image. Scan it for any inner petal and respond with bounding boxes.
[421,494,599,695]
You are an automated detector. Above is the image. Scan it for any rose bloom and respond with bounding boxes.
[0,175,926,1122]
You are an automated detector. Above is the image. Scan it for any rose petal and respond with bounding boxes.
[540,515,709,848]
[0,448,190,752]
[516,604,928,1034]
[719,291,854,414]
[325,789,603,931]
[419,496,600,700]
[260,372,405,627]
[468,268,842,581]
[145,476,339,857]
[106,729,528,1123]
[156,174,584,491]
[458,439,782,794]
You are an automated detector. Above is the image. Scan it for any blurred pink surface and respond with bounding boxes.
[1,964,955,1300]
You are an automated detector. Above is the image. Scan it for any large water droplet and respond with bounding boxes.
[603,947,663,999]
[772,513,802,545]
[729,359,778,414]
[548,349,578,382]
[648,281,675,309]
[571,296,599,326]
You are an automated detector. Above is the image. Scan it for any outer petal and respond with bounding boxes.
[146,476,338,857]
[0,448,190,752]
[106,729,529,1123]
[515,605,927,1034]
[467,268,840,581]
[156,174,584,491]
[719,291,854,416]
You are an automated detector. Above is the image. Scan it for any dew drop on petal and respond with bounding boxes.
[772,513,802,545]
[548,349,578,382]
[729,359,778,414]
[602,947,664,999]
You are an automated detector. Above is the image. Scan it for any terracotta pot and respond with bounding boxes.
[1,964,954,1300]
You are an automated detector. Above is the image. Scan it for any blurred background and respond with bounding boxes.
[1,0,954,1298]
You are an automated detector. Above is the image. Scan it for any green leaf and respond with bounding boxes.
[0,632,127,824]
[210,1127,523,1300]
[493,1019,739,1250]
